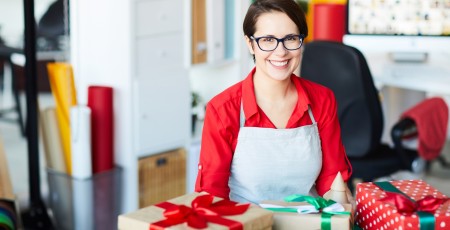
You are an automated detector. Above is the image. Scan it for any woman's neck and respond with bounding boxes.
[253,72,294,103]
[253,72,298,128]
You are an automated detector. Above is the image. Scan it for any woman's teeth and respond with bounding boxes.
[270,60,288,66]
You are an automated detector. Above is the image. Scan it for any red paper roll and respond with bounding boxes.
[313,4,346,42]
[88,86,114,174]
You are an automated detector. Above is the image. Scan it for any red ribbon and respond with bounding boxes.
[379,191,449,215]
[149,194,250,230]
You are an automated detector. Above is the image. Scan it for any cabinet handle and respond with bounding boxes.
[196,42,207,53]
[156,157,167,166]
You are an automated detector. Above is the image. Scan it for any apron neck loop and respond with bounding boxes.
[240,101,316,127]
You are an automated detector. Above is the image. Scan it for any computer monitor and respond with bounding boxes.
[343,0,450,62]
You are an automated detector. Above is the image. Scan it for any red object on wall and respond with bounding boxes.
[313,4,346,43]
[88,86,114,174]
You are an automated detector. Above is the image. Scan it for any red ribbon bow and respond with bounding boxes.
[150,194,250,230]
[379,191,449,215]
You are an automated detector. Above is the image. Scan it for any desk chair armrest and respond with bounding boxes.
[0,46,23,58]
[391,118,417,143]
[390,118,419,170]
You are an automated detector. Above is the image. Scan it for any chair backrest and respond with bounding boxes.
[38,0,65,38]
[300,41,383,157]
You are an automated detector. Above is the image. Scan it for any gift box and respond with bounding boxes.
[355,180,450,230]
[260,197,353,230]
[118,192,273,230]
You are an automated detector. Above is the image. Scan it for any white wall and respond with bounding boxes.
[189,61,251,103]
[189,0,252,105]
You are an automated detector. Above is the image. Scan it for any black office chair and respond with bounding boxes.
[300,41,426,190]
[37,0,66,51]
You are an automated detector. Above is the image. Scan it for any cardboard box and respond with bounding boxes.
[355,180,450,230]
[118,192,273,229]
[260,200,353,230]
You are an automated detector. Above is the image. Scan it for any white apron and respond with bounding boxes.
[229,103,322,204]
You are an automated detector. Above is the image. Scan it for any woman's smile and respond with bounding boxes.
[269,59,289,67]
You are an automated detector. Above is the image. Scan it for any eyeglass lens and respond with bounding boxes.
[257,35,303,51]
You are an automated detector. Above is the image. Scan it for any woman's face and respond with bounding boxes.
[246,11,302,82]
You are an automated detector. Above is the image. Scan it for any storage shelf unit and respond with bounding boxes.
[70,0,190,212]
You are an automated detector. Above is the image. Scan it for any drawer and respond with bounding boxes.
[134,68,190,156]
[138,148,186,207]
[136,33,184,76]
[136,0,183,36]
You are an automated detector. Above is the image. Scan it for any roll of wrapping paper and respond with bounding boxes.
[87,86,114,174]
[305,0,347,42]
[0,137,18,230]
[313,3,346,42]
[70,105,92,179]
[40,107,67,173]
[47,63,78,175]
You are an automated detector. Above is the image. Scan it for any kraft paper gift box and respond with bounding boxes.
[118,192,273,230]
[355,180,450,230]
[259,199,353,230]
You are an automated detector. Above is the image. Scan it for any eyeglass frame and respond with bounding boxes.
[250,34,306,52]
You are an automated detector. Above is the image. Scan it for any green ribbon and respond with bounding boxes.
[284,195,335,209]
[264,207,298,213]
[374,181,435,230]
[265,195,350,230]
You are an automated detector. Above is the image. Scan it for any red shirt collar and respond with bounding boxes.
[241,67,311,126]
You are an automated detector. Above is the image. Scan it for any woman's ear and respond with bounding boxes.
[245,36,255,55]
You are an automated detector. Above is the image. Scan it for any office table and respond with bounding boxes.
[365,52,450,95]
[363,52,450,141]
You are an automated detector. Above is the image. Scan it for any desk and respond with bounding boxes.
[363,52,450,141]
[8,50,68,92]
[46,167,123,230]
[365,52,450,95]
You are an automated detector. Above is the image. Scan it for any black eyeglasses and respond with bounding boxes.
[250,34,305,51]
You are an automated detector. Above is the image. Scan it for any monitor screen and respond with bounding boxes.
[347,0,450,36]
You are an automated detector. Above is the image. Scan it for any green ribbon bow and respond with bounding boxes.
[263,195,350,230]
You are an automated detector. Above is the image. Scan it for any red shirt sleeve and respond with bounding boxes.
[194,100,236,199]
[313,88,352,196]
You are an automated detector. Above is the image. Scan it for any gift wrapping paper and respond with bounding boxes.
[47,62,78,174]
[70,105,92,179]
[118,192,273,230]
[355,180,450,230]
[313,3,346,42]
[87,86,114,174]
[260,200,352,230]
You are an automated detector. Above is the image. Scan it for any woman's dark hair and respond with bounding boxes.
[243,0,308,38]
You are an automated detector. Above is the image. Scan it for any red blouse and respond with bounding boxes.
[195,68,352,199]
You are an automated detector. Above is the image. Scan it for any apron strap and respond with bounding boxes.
[240,101,245,127]
[240,100,317,127]
[308,106,317,124]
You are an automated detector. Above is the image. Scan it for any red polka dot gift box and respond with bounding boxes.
[355,180,450,230]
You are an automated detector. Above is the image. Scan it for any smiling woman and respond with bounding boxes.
[195,0,353,205]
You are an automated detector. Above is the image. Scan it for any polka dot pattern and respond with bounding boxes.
[355,180,450,230]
